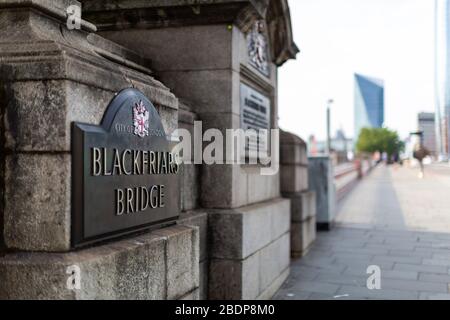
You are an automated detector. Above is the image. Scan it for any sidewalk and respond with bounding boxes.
[274,164,450,300]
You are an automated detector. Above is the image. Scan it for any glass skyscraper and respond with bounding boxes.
[354,73,385,142]
[435,0,450,160]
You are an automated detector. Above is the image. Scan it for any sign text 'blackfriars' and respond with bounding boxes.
[72,88,179,247]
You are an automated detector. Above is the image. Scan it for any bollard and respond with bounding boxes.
[308,156,336,231]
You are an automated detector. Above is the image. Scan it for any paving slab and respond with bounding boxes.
[275,165,450,300]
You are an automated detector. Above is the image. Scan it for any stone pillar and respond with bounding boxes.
[308,156,336,231]
[0,1,198,299]
[82,0,298,299]
[280,131,317,257]
[176,102,209,299]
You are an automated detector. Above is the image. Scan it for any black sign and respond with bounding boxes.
[72,88,179,247]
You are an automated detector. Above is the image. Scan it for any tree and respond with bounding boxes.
[356,127,404,159]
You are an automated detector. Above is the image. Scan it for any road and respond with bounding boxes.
[274,164,450,300]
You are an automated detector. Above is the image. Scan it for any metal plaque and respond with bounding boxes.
[72,88,179,247]
[240,83,271,154]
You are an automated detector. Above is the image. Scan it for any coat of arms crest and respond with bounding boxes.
[132,100,149,137]
[247,20,269,76]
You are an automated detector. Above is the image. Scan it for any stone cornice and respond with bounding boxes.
[82,0,265,31]
[0,6,178,110]
[81,0,298,65]
[0,44,178,110]
[0,0,97,32]
[266,0,299,66]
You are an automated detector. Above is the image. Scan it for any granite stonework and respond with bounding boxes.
[178,103,200,212]
[280,131,317,257]
[289,193,317,257]
[82,0,298,299]
[81,0,297,209]
[0,1,199,299]
[0,2,179,252]
[0,0,301,300]
[209,232,290,300]
[208,198,290,260]
[176,102,210,299]
[4,153,71,251]
[207,198,290,299]
[178,210,209,299]
[0,225,199,300]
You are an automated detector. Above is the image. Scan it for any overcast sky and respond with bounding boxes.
[278,0,435,141]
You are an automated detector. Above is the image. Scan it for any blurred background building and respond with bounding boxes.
[354,73,384,142]
[418,112,437,157]
[308,129,353,164]
[435,0,450,161]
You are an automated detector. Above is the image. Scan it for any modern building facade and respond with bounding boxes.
[354,73,384,142]
[435,0,450,160]
[418,112,437,157]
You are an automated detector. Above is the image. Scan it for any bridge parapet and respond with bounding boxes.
[334,160,376,201]
[280,130,317,257]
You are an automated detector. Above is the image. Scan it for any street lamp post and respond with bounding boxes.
[326,99,334,154]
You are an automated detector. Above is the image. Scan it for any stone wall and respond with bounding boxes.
[81,0,296,300]
[280,131,317,257]
[177,102,209,299]
[0,225,199,299]
[0,6,178,252]
[0,0,299,300]
[334,162,360,201]
[0,1,199,299]
[208,199,290,299]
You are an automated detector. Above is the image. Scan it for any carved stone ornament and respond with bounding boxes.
[247,20,270,76]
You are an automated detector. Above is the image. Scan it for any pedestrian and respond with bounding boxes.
[413,145,429,178]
